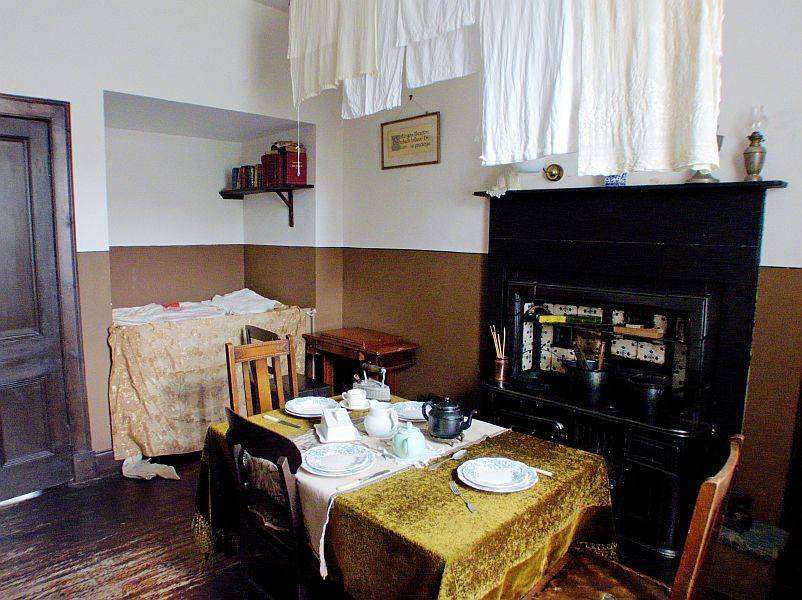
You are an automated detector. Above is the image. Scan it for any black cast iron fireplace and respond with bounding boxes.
[476,181,786,571]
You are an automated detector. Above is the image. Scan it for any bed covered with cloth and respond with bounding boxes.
[108,302,308,460]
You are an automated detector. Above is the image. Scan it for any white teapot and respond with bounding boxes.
[363,401,399,439]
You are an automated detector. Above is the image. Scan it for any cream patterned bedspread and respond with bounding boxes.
[109,306,308,459]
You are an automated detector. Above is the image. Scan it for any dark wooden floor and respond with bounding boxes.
[0,458,247,599]
[0,455,748,600]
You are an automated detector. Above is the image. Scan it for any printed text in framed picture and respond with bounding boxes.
[381,112,440,169]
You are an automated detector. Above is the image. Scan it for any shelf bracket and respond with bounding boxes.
[275,190,294,227]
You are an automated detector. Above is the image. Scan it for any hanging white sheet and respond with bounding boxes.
[405,23,480,89]
[480,0,580,166]
[395,0,475,45]
[342,0,479,116]
[342,0,405,119]
[289,0,379,106]
[577,0,723,175]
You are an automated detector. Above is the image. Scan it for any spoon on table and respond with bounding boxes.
[428,449,468,470]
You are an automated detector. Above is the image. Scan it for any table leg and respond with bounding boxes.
[386,370,398,393]
[322,355,335,387]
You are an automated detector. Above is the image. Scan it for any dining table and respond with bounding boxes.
[193,396,615,600]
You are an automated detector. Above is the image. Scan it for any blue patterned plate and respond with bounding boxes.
[391,401,426,422]
[284,396,339,418]
[303,443,375,474]
[457,457,538,492]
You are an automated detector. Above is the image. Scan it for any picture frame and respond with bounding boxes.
[380,111,440,169]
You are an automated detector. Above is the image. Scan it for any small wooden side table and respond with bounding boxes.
[303,327,418,394]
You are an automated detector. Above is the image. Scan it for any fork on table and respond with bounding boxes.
[449,481,477,513]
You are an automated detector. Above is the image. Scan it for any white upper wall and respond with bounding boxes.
[105,128,245,246]
[0,0,343,251]
[341,0,801,267]
[1,0,797,264]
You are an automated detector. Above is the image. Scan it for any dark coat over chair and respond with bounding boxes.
[225,407,308,597]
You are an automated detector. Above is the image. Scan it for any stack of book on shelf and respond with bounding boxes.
[230,164,263,190]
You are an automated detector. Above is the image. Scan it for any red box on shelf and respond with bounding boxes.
[279,146,307,185]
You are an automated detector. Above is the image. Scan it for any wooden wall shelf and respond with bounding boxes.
[219,184,314,227]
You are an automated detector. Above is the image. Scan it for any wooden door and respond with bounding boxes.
[0,114,74,500]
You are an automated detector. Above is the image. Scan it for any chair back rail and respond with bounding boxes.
[669,434,744,600]
[226,336,300,415]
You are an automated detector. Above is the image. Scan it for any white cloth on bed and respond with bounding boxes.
[112,302,225,326]
[206,288,279,315]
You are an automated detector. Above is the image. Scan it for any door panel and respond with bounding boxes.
[0,115,73,501]
[0,138,39,337]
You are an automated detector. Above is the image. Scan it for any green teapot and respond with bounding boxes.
[391,422,426,460]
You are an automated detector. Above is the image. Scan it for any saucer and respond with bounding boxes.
[339,399,370,411]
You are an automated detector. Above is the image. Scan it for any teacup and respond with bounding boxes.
[341,388,369,410]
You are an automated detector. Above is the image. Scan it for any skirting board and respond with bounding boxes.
[71,450,123,485]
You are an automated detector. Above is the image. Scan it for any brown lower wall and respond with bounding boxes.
[244,245,316,308]
[109,245,245,308]
[76,242,802,521]
[341,248,486,406]
[243,245,343,330]
[739,266,802,523]
[76,251,113,451]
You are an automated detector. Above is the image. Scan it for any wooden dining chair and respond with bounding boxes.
[225,407,308,598]
[226,335,299,416]
[245,325,331,403]
[526,435,744,600]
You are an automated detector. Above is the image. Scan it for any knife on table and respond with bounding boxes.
[336,469,392,492]
[264,414,302,429]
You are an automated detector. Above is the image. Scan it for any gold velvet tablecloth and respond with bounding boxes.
[193,411,614,600]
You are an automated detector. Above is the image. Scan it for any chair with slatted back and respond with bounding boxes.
[226,336,300,416]
[225,407,310,598]
[526,435,744,600]
[244,326,331,407]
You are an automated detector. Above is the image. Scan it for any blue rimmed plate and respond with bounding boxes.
[302,443,375,476]
[284,396,339,418]
[391,401,426,422]
[457,457,538,493]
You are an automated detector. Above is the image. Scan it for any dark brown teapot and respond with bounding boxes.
[422,396,475,439]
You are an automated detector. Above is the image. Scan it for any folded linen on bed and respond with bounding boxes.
[112,302,226,325]
[207,288,279,315]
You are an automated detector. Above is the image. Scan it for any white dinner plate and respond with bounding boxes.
[301,460,374,478]
[284,396,339,418]
[457,458,538,493]
[391,401,427,422]
[303,443,375,474]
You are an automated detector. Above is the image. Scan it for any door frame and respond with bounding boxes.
[0,93,94,483]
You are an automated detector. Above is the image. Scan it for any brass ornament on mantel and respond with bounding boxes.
[743,131,767,182]
[543,163,564,182]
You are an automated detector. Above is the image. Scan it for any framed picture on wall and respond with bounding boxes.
[381,112,440,169]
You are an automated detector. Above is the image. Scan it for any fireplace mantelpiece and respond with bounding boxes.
[477,180,786,567]
[477,180,786,435]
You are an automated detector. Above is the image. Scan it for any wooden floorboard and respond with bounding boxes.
[0,458,247,599]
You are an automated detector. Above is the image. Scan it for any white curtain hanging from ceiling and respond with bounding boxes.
[288,0,379,107]
[577,0,724,175]
[341,0,479,118]
[479,0,579,166]
[342,0,405,119]
[289,0,724,176]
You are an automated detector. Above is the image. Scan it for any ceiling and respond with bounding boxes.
[103,92,302,142]
[253,0,290,13]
